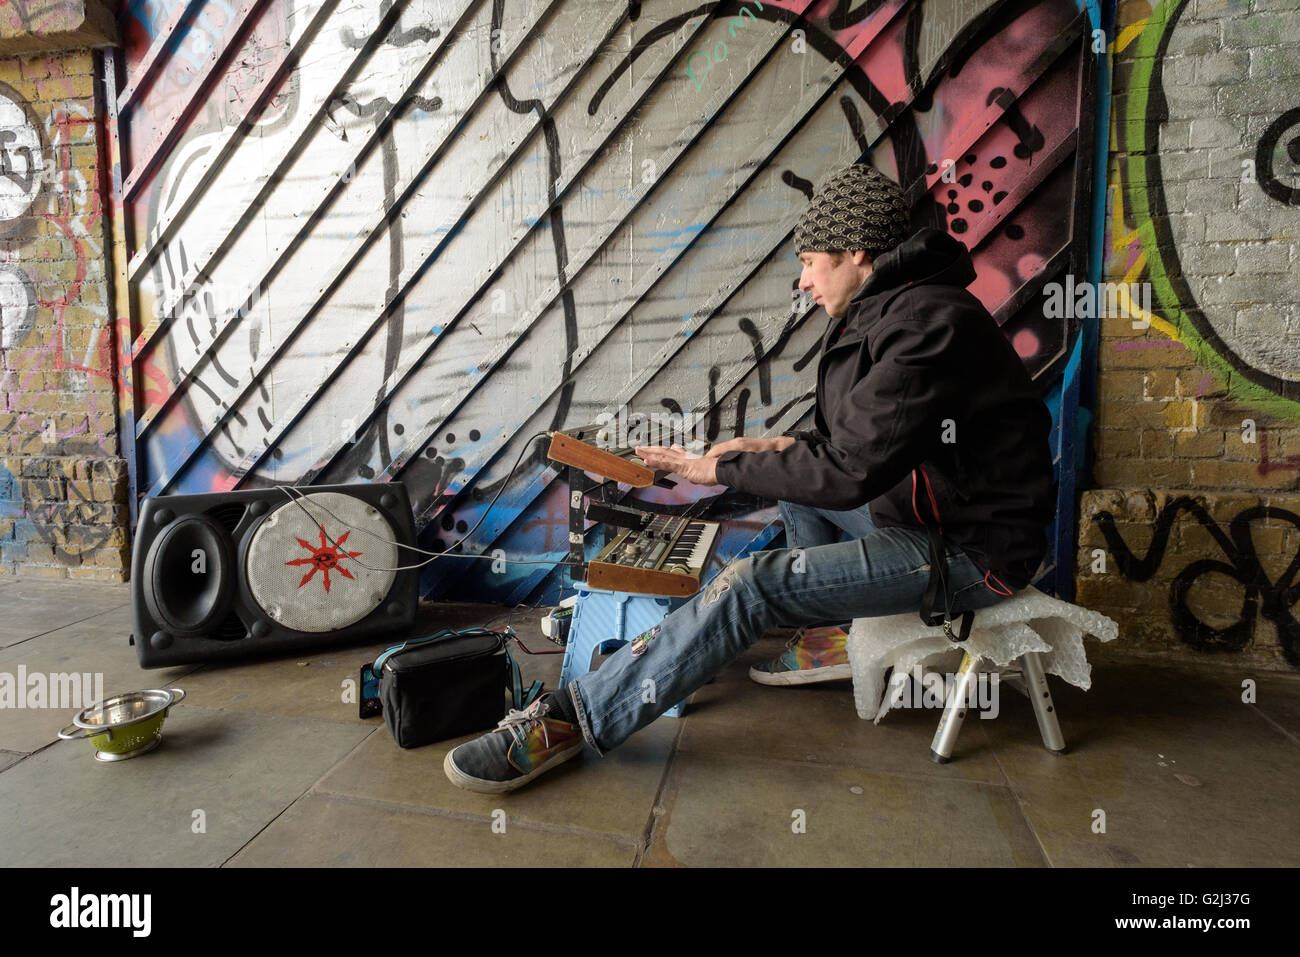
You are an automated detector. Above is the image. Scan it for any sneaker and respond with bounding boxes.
[748,624,852,686]
[443,694,584,794]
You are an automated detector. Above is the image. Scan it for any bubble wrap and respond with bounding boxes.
[846,585,1119,723]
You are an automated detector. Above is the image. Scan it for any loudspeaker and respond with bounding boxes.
[130,483,420,668]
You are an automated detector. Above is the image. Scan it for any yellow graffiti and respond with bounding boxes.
[1108,172,1181,342]
[1113,19,1148,55]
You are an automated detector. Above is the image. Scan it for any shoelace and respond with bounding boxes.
[783,627,810,652]
[497,700,550,750]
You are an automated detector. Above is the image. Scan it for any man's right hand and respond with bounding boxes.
[704,435,796,458]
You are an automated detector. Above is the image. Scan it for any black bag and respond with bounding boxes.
[363,627,542,749]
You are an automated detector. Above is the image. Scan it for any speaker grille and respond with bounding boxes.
[245,492,399,633]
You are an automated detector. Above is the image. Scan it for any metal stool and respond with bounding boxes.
[559,584,689,718]
[846,585,1118,763]
[927,649,1065,763]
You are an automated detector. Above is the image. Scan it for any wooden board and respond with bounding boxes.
[546,432,655,487]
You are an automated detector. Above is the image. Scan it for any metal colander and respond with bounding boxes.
[58,688,186,762]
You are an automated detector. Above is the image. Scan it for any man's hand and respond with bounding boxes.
[635,444,720,486]
[704,435,797,458]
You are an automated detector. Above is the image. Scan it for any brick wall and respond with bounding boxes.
[1078,0,1300,672]
[0,47,127,581]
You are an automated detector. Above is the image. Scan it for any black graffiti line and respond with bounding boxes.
[737,316,770,405]
[586,4,721,116]
[1093,496,1235,581]
[326,90,445,128]
[1098,499,1300,666]
[341,0,442,49]
[902,0,926,110]
[986,86,1045,159]
[1170,506,1300,665]
[207,350,239,389]
[0,130,35,193]
[705,365,722,441]
[493,0,598,442]
[792,334,821,371]
[828,0,890,31]
[1256,107,1300,207]
[782,168,814,198]
[839,95,873,156]
[732,386,751,437]
[764,388,815,429]
[376,108,407,475]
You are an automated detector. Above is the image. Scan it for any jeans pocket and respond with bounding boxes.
[948,576,1005,615]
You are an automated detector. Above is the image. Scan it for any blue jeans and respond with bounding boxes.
[568,500,1009,756]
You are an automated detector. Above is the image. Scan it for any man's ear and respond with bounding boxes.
[850,250,872,267]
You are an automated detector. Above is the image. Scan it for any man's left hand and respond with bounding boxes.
[635,444,720,486]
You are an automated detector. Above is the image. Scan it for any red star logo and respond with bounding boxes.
[285,526,363,592]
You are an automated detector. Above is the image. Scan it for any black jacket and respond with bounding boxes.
[715,228,1056,592]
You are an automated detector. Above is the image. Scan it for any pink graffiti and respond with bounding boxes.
[1012,329,1039,358]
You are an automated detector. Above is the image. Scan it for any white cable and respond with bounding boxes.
[272,430,584,572]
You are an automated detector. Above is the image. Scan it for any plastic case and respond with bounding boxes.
[559,584,690,718]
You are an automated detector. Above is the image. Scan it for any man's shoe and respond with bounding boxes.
[749,624,852,686]
[443,694,584,794]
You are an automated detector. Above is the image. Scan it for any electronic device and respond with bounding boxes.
[545,429,656,487]
[129,483,419,668]
[585,511,720,596]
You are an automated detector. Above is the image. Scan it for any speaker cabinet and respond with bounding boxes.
[130,483,419,668]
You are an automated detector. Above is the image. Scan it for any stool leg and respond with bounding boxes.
[1020,651,1066,754]
[929,652,980,764]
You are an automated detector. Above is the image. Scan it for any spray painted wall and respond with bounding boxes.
[112,0,1100,604]
[1077,0,1300,671]
[0,40,127,581]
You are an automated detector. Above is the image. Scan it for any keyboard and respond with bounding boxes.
[586,513,720,597]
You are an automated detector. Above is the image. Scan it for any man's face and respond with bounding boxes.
[797,249,874,319]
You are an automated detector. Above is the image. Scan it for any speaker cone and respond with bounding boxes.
[142,514,236,637]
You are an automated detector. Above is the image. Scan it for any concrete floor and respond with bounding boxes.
[1,576,1297,867]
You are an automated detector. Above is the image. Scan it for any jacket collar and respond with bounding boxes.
[831,227,977,343]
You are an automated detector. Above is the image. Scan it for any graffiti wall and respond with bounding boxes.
[1077,0,1300,669]
[105,0,1098,605]
[0,39,127,580]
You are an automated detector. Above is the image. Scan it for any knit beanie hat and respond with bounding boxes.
[792,163,911,257]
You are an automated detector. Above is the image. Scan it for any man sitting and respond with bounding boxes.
[443,163,1056,794]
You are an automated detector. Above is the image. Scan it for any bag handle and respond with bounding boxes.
[372,625,544,709]
[372,627,506,674]
[373,628,455,675]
